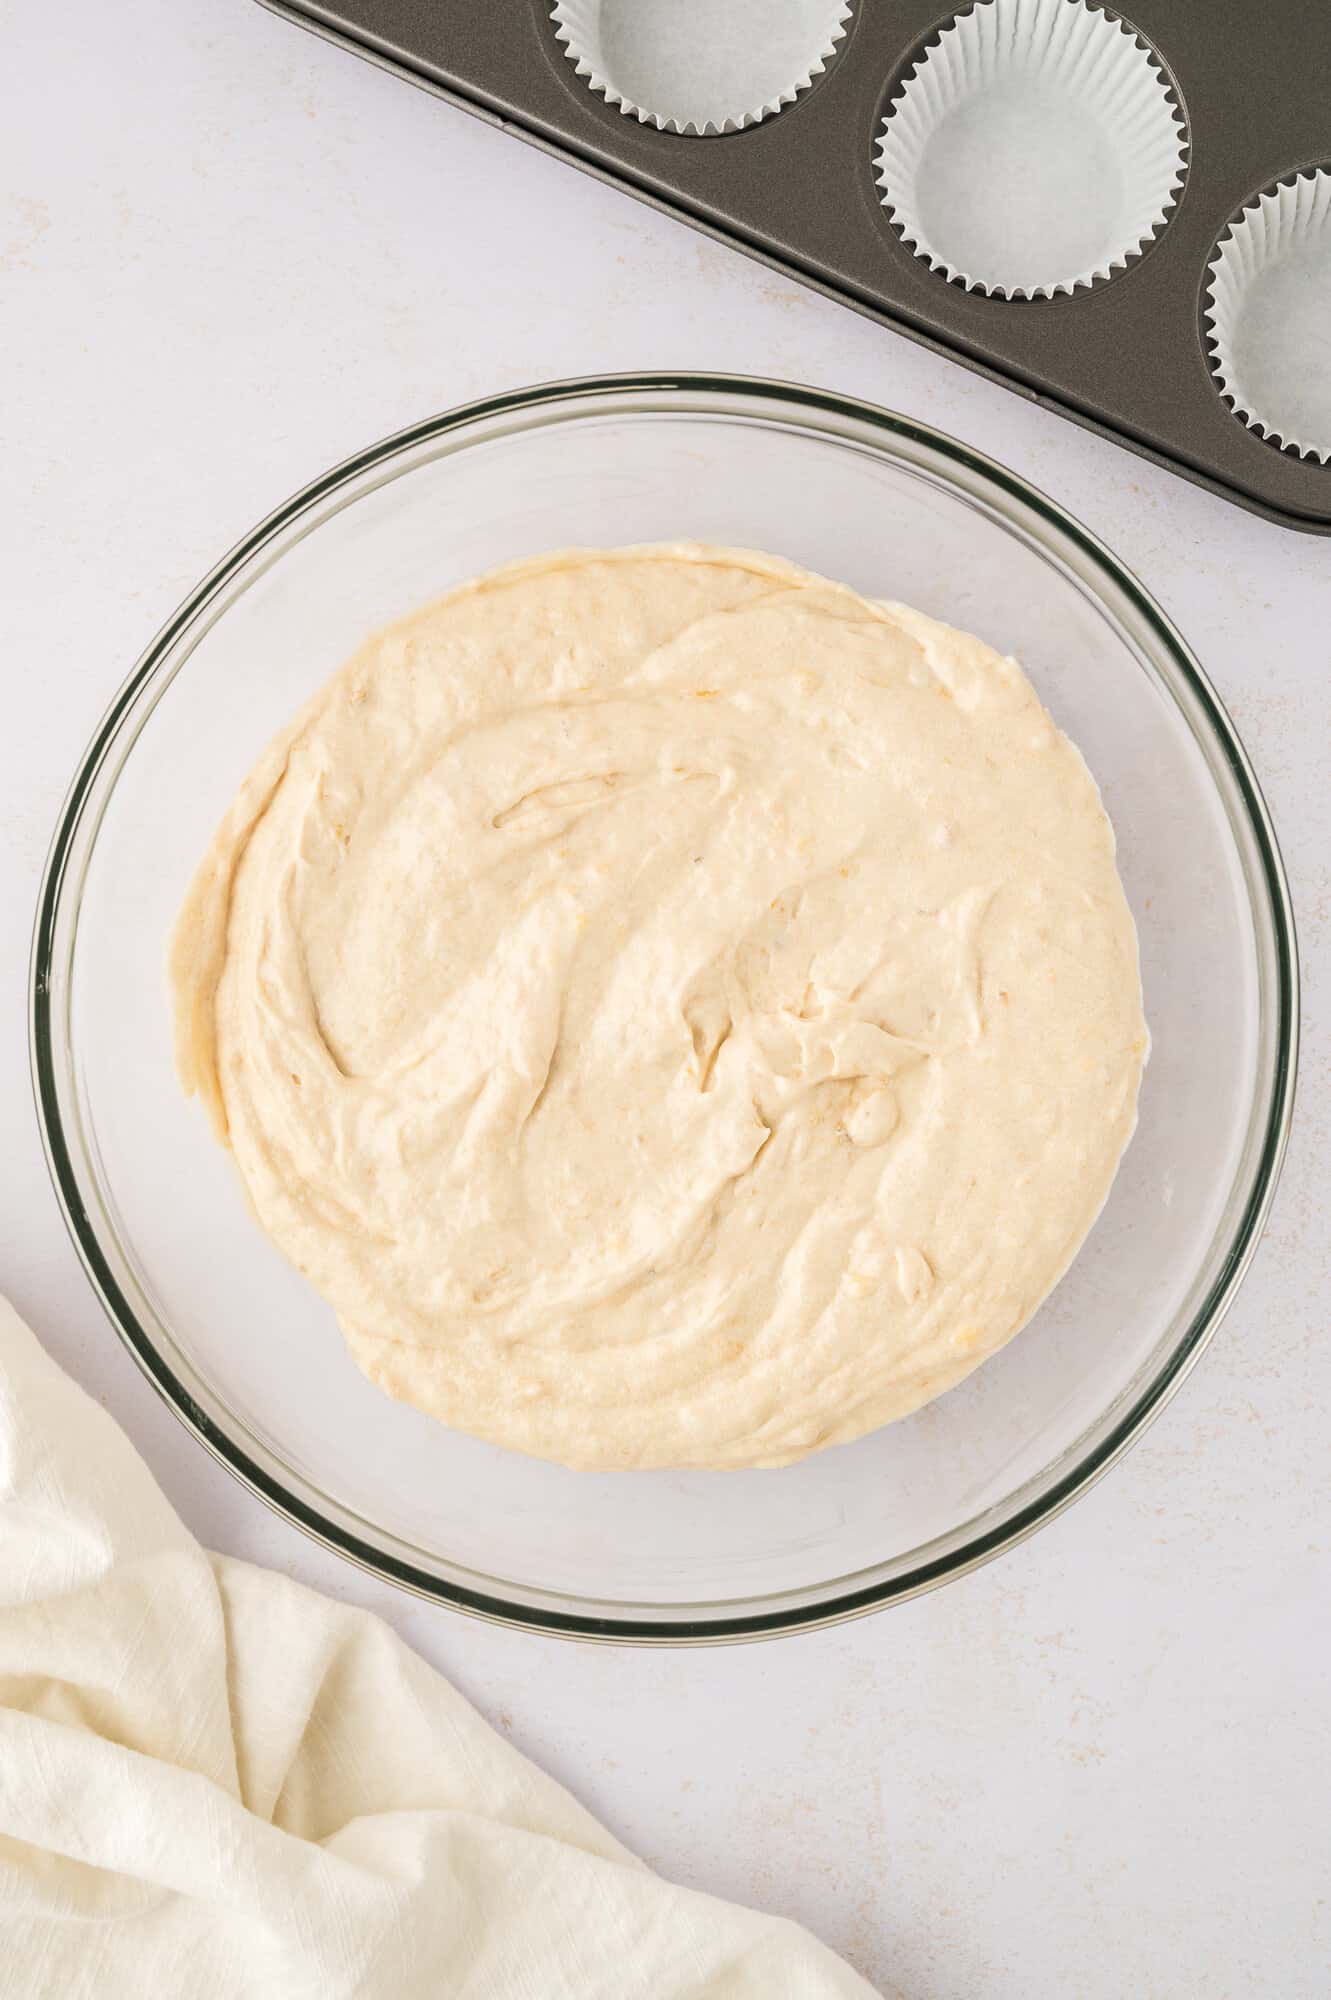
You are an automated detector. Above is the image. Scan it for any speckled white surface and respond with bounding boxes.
[4,5,1329,1995]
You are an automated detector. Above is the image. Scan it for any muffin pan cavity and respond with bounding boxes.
[256,0,1331,531]
[874,0,1187,300]
[550,0,854,137]
[1204,168,1331,465]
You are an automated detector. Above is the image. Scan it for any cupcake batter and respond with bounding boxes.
[170,545,1146,1470]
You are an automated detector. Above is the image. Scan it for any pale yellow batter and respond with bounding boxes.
[170,545,1146,1470]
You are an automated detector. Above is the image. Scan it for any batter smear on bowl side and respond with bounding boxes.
[170,544,1146,1470]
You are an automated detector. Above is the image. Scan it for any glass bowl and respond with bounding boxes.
[31,375,1297,1643]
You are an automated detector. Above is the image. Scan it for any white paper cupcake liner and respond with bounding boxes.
[1203,168,1331,466]
[551,0,853,138]
[875,0,1188,300]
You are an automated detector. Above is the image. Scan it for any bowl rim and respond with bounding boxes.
[29,370,1300,1645]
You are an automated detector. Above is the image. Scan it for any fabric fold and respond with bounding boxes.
[0,1298,875,1998]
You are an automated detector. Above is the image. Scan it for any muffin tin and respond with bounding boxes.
[257,0,1331,532]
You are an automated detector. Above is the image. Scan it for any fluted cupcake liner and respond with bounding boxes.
[1204,167,1331,465]
[551,0,853,138]
[875,0,1187,300]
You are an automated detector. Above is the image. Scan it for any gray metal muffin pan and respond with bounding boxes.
[257,0,1331,532]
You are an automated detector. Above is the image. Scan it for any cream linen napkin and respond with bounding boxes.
[0,1298,877,1998]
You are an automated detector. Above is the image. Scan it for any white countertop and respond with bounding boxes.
[5,5,1328,1994]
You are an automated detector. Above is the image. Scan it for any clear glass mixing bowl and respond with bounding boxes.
[31,376,1297,1642]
